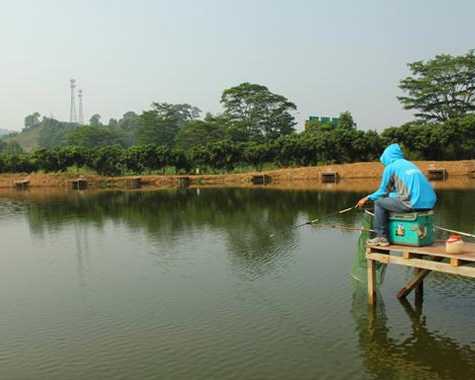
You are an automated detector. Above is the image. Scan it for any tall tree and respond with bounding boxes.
[175,119,226,150]
[398,50,475,122]
[338,111,356,129]
[89,114,102,126]
[24,112,41,130]
[119,111,141,129]
[136,103,201,146]
[221,82,297,140]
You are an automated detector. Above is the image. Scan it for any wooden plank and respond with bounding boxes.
[396,259,443,299]
[368,243,475,263]
[397,268,431,299]
[367,253,475,278]
[367,257,377,305]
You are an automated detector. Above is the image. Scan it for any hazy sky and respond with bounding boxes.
[1,0,474,131]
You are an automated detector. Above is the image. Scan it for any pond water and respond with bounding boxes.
[0,187,474,379]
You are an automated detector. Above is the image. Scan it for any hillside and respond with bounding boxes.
[1,126,42,152]
[0,128,14,136]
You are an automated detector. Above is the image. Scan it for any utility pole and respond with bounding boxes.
[78,89,84,124]
[70,78,77,123]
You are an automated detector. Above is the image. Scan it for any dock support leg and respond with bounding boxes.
[397,268,430,299]
[367,257,376,305]
[397,258,443,300]
[415,269,424,307]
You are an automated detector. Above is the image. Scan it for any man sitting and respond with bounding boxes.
[356,143,437,247]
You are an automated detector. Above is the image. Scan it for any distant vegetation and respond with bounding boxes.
[1,51,475,176]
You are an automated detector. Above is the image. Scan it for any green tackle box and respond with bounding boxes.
[388,211,434,246]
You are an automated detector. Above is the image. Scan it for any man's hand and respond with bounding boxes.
[356,196,369,208]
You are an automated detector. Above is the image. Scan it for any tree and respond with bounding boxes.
[67,125,126,148]
[221,82,297,140]
[90,145,124,176]
[0,141,23,155]
[136,102,201,147]
[398,50,475,122]
[150,102,201,124]
[175,119,226,150]
[108,118,119,128]
[338,111,356,129]
[89,114,102,126]
[38,117,76,149]
[24,112,41,130]
[119,111,140,129]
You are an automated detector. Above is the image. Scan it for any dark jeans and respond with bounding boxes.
[374,197,412,238]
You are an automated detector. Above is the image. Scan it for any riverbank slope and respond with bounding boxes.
[0,160,474,190]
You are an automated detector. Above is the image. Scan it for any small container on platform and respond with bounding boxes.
[388,211,434,246]
[446,235,464,254]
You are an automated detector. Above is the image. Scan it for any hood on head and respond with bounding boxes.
[380,144,404,166]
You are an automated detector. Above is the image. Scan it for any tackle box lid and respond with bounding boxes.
[389,210,434,221]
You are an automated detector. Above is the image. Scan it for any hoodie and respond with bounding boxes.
[368,144,437,209]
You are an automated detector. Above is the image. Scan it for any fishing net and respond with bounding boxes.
[351,212,386,285]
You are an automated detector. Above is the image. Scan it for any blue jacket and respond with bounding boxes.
[368,144,437,209]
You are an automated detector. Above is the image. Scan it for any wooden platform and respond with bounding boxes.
[14,179,30,190]
[366,243,475,305]
[321,171,339,183]
[127,176,142,189]
[427,168,448,181]
[251,175,272,185]
[71,178,88,190]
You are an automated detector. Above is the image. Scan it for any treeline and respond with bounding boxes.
[2,48,475,176]
[0,126,380,176]
[1,114,475,176]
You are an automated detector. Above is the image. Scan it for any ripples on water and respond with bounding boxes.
[0,188,473,379]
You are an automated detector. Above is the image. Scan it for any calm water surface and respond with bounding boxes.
[0,188,474,379]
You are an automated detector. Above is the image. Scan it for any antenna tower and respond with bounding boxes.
[78,89,84,124]
[70,78,78,123]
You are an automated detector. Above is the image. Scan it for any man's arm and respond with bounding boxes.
[356,166,393,208]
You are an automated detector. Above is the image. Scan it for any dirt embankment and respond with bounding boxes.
[0,160,474,191]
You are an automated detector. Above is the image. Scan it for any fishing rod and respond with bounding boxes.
[293,206,356,229]
[269,206,363,238]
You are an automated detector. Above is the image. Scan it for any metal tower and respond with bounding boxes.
[70,78,78,123]
[78,89,84,124]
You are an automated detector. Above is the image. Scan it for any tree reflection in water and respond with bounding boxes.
[20,188,362,279]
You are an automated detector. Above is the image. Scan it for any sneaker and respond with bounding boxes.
[367,237,390,247]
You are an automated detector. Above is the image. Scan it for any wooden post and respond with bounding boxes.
[397,268,430,299]
[367,253,376,305]
[414,268,424,306]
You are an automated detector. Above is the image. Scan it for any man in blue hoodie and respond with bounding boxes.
[356,144,437,247]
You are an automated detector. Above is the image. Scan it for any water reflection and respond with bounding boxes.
[352,283,475,380]
[12,189,361,278]
[2,188,475,280]
[0,187,474,379]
